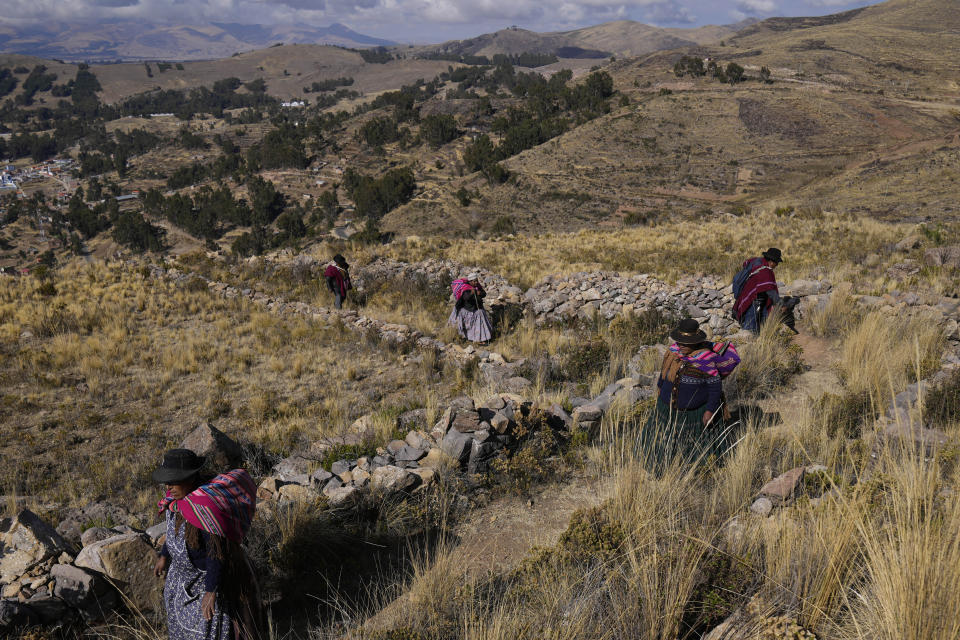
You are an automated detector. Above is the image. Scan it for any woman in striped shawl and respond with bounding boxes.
[152,449,262,640]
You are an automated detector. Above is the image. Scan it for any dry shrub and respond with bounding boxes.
[807,282,859,337]
[729,320,804,403]
[838,311,944,402]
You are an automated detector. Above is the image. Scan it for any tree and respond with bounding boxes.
[726,63,745,84]
[420,114,460,148]
[247,176,285,226]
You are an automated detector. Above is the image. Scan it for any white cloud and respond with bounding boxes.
[736,0,776,14]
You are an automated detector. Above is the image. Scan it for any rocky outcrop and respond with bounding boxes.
[74,532,161,613]
[179,422,244,471]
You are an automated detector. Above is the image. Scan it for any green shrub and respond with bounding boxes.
[561,338,610,380]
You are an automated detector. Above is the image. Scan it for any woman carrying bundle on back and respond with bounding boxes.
[152,449,263,640]
[449,273,493,344]
[638,319,740,476]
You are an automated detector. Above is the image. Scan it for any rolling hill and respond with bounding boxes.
[403,19,756,61]
[0,20,395,62]
[382,0,960,235]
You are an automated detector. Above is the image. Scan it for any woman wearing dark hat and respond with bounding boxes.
[152,449,262,640]
[324,254,351,309]
[732,247,782,332]
[638,319,739,474]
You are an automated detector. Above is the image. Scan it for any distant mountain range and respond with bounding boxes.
[0,21,395,61]
[405,19,759,61]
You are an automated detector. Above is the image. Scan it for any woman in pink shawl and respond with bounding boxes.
[449,274,493,343]
[152,449,262,640]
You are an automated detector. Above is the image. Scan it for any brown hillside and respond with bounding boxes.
[382,0,960,236]
[87,45,454,103]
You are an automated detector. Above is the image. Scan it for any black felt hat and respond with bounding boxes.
[670,318,708,345]
[762,247,783,264]
[151,449,205,484]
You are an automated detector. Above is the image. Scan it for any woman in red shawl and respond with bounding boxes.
[733,247,782,332]
[324,254,351,309]
[152,449,262,640]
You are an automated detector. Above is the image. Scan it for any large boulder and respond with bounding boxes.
[370,466,420,493]
[441,430,473,465]
[51,564,116,619]
[179,422,244,471]
[74,533,161,613]
[0,510,72,584]
[923,246,960,268]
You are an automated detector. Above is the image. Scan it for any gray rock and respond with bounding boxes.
[686,305,707,318]
[325,486,360,507]
[441,429,473,464]
[386,440,407,455]
[179,422,244,471]
[482,396,507,411]
[370,466,420,493]
[405,430,434,451]
[448,396,476,412]
[74,533,161,613]
[51,564,115,617]
[573,404,603,424]
[273,455,314,485]
[504,376,533,393]
[393,445,427,462]
[310,469,334,487]
[330,460,353,476]
[145,523,166,545]
[452,410,481,433]
[468,440,504,475]
[750,497,773,516]
[80,527,118,548]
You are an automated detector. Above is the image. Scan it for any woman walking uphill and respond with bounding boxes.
[638,319,739,476]
[449,274,493,344]
[152,449,263,640]
[324,254,352,309]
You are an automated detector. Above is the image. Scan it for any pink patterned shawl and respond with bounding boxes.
[158,469,256,543]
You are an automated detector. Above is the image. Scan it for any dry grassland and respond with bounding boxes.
[0,262,458,516]
[374,312,958,640]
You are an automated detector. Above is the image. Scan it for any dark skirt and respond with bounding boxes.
[449,307,493,343]
[637,400,733,476]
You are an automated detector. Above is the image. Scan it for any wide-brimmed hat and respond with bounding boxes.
[152,449,205,484]
[670,318,708,345]
[762,247,783,264]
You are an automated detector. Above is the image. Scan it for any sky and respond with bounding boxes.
[1,0,886,43]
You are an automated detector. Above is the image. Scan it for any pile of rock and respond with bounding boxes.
[352,257,524,307]
[524,272,740,334]
[0,510,165,631]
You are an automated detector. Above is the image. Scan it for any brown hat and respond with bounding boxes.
[670,318,708,345]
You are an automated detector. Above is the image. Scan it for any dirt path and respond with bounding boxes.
[758,329,841,417]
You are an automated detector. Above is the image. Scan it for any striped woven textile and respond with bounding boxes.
[668,343,721,377]
[158,469,256,543]
[734,257,778,319]
[451,278,475,301]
